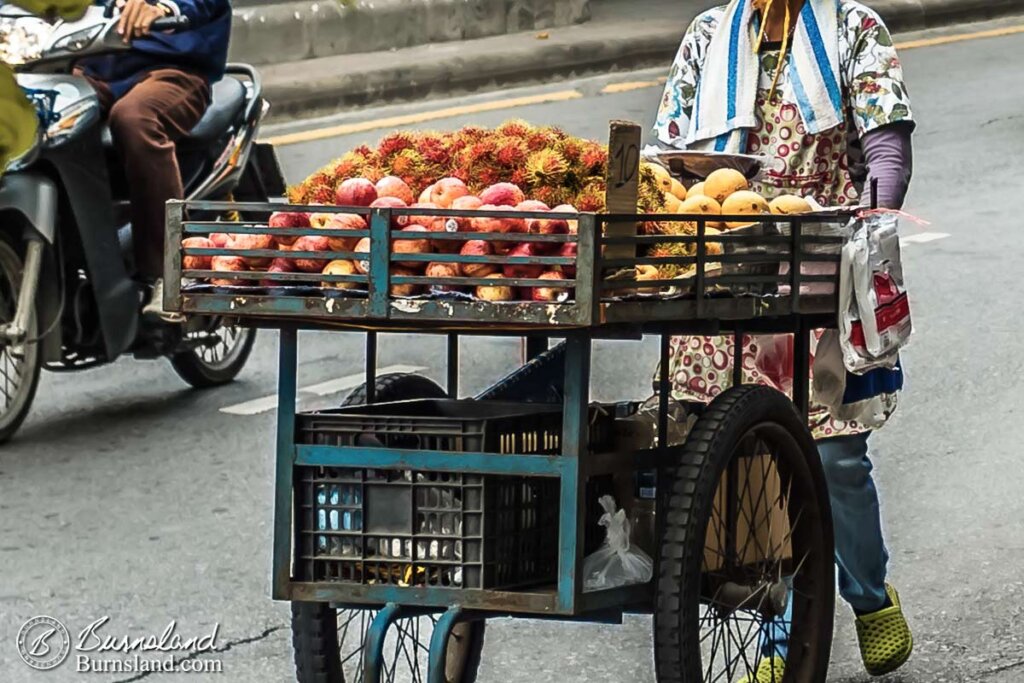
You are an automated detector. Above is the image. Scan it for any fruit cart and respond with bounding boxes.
[164,127,849,683]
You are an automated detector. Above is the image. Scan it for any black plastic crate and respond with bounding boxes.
[294,467,558,590]
[293,400,611,590]
[297,399,586,454]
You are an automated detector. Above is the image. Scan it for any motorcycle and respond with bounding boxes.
[0,4,286,442]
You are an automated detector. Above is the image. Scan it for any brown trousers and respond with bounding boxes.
[88,68,209,279]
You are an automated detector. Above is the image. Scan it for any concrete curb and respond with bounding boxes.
[229,0,591,66]
[261,0,1023,121]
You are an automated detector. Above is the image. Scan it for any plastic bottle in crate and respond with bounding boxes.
[630,470,657,557]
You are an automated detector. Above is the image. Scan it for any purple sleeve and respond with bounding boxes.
[861,123,914,209]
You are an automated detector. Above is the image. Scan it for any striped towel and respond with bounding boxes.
[687,0,844,152]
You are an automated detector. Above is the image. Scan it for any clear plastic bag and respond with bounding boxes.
[583,495,654,593]
[838,212,912,373]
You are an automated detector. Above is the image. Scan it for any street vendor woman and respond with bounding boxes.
[654,0,915,681]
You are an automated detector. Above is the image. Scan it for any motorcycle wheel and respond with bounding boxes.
[169,322,256,388]
[0,234,41,444]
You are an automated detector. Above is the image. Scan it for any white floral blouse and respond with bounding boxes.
[654,1,913,439]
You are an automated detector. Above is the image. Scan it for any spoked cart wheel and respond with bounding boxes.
[292,603,485,683]
[655,385,835,683]
[290,372,486,683]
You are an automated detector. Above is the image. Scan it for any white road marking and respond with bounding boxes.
[221,394,281,416]
[220,364,428,416]
[901,232,951,245]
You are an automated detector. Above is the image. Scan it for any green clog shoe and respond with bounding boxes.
[855,583,914,676]
[736,656,785,683]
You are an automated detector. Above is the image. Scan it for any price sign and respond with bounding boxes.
[604,120,642,264]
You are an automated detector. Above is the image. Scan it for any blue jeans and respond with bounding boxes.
[760,432,890,659]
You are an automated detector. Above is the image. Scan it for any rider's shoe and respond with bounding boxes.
[736,656,785,683]
[142,278,184,324]
[855,583,913,676]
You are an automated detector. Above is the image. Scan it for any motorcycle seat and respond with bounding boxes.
[101,76,247,147]
[183,76,247,145]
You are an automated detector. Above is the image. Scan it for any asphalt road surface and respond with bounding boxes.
[2,16,1024,683]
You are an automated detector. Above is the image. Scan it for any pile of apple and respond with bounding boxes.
[182,176,579,302]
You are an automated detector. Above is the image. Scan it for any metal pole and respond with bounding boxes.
[365,331,378,403]
[363,603,401,683]
[427,607,463,683]
[732,326,744,388]
[792,321,811,421]
[272,327,298,600]
[447,333,459,398]
[557,332,591,613]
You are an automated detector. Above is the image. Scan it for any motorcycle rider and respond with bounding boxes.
[77,0,231,319]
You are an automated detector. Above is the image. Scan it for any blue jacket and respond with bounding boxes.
[81,0,231,98]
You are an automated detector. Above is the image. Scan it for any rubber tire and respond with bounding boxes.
[170,325,256,388]
[342,372,447,406]
[291,372,485,683]
[654,385,835,683]
[0,234,41,445]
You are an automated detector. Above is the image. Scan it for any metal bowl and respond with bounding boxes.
[642,148,764,180]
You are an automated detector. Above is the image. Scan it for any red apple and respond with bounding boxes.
[425,261,463,292]
[531,271,570,302]
[552,204,579,234]
[307,213,334,229]
[268,211,310,248]
[369,196,410,230]
[471,205,527,235]
[291,234,332,272]
[261,257,296,287]
[321,213,367,252]
[181,237,214,271]
[210,255,247,286]
[335,178,378,207]
[390,266,420,298]
[354,237,372,274]
[408,202,446,233]
[209,232,232,248]
[475,273,515,302]
[516,200,550,212]
[529,214,570,254]
[392,225,430,270]
[432,195,482,253]
[503,242,544,279]
[429,177,470,208]
[480,182,525,207]
[375,176,414,204]
[230,232,275,268]
[459,240,498,278]
[557,241,578,278]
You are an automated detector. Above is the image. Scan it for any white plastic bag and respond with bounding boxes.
[583,495,653,592]
[812,329,893,428]
[837,212,912,373]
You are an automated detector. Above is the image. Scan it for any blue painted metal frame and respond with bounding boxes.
[363,603,402,681]
[296,444,568,477]
[427,607,462,683]
[271,324,660,681]
[272,327,298,600]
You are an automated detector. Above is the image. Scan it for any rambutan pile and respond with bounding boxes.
[288,120,668,216]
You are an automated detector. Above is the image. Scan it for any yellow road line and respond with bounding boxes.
[265,90,583,147]
[267,23,1024,147]
[895,23,1024,50]
[601,79,664,94]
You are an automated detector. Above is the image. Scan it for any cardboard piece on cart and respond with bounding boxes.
[603,120,642,272]
[703,453,794,573]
